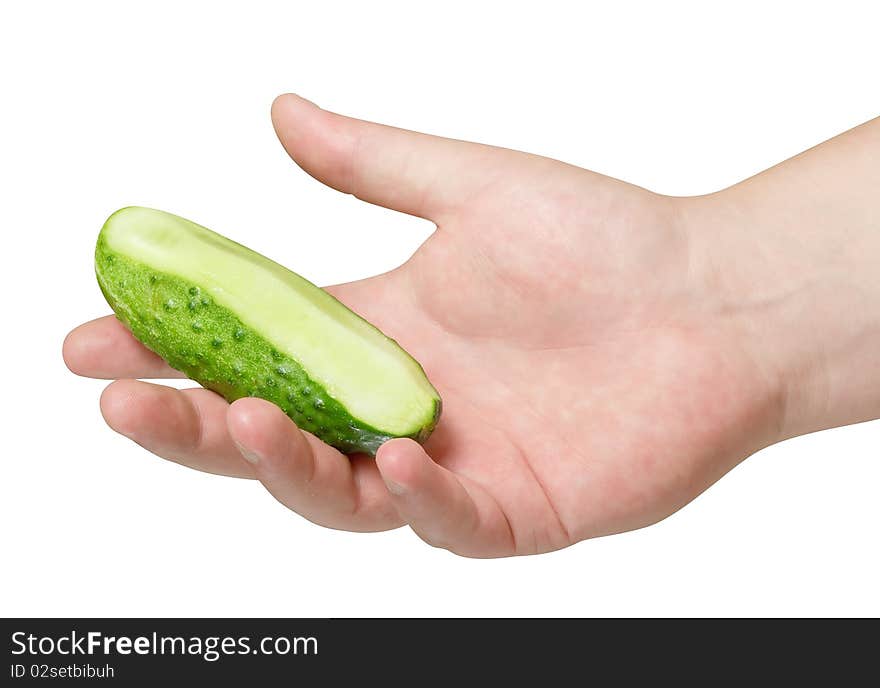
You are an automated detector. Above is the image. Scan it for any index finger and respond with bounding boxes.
[63,315,185,379]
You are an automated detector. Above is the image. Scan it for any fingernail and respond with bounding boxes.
[297,94,320,108]
[282,93,319,109]
[382,476,407,496]
[235,441,261,465]
[111,422,140,443]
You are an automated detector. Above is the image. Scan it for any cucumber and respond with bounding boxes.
[95,207,441,455]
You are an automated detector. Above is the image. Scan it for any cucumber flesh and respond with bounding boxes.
[95,207,441,455]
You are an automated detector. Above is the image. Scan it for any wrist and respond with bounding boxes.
[680,162,880,441]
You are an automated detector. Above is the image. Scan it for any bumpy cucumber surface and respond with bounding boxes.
[95,207,441,455]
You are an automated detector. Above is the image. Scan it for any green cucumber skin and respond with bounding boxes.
[95,234,440,456]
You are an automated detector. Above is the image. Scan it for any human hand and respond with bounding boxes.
[63,96,880,556]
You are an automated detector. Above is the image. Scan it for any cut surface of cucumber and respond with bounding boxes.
[95,206,441,455]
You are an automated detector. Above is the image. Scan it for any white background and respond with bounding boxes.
[2,0,878,617]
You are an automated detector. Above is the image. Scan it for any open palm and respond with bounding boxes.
[64,94,781,556]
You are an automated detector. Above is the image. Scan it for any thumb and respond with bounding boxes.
[271,93,503,221]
